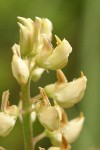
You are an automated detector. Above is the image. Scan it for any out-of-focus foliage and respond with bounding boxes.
[0,0,100,150]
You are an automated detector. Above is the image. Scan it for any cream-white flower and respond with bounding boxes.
[0,112,17,137]
[11,44,29,85]
[61,114,85,143]
[44,70,87,108]
[0,91,19,137]
[35,36,72,70]
[47,114,85,146]
[35,88,61,131]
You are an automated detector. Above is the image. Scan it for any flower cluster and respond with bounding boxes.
[11,17,72,85]
[0,16,87,150]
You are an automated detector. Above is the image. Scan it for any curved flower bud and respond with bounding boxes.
[44,70,87,108]
[35,88,61,131]
[34,17,52,40]
[17,17,34,56]
[40,18,53,40]
[11,44,29,85]
[31,67,45,82]
[0,91,19,137]
[47,114,85,146]
[35,36,72,70]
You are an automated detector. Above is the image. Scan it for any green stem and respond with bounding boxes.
[21,79,34,150]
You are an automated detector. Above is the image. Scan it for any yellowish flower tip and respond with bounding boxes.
[17,16,25,24]
[80,71,85,77]
[79,112,84,118]
[55,35,61,45]
[39,87,51,106]
[35,16,41,21]
[17,16,33,26]
[53,99,58,106]
[57,69,68,84]
[17,16,23,20]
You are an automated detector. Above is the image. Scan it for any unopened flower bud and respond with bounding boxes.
[35,36,72,70]
[41,18,53,40]
[44,70,87,108]
[31,67,45,82]
[17,17,34,56]
[11,44,29,85]
[17,16,52,57]
[35,88,61,131]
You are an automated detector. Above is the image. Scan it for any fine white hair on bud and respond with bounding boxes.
[44,70,87,108]
[11,44,29,85]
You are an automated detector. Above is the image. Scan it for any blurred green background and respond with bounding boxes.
[0,0,100,149]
